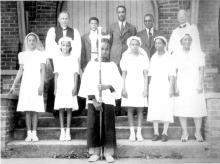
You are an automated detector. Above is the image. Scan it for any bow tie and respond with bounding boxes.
[179,24,186,28]
[63,28,67,31]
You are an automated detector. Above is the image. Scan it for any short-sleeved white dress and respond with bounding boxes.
[120,53,149,107]
[54,54,79,110]
[173,49,207,117]
[17,50,46,112]
[147,52,174,123]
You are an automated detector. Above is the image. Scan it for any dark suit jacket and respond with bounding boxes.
[109,22,137,65]
[81,32,92,71]
[137,28,161,59]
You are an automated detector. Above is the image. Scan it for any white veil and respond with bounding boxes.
[22,32,44,51]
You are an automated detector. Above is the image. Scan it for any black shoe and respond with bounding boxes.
[161,134,168,142]
[152,134,159,141]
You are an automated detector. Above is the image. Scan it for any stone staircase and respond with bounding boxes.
[6,112,209,158]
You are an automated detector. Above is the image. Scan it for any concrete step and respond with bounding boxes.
[15,115,195,128]
[13,126,197,140]
[6,139,208,158]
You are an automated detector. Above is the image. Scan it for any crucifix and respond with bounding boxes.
[97,26,110,160]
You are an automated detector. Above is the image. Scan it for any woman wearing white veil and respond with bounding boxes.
[120,36,149,141]
[9,32,46,142]
[173,31,207,142]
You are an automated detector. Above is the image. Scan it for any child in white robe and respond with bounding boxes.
[79,39,122,163]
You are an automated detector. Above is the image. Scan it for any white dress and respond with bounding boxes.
[17,50,46,112]
[53,54,79,110]
[147,52,174,123]
[78,61,122,106]
[173,49,207,117]
[120,53,149,107]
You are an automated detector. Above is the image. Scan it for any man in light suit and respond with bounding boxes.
[109,5,137,68]
[137,13,161,59]
[81,17,99,71]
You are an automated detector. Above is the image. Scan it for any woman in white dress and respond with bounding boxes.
[120,36,149,141]
[9,32,46,142]
[54,37,79,141]
[173,32,207,142]
[147,36,175,142]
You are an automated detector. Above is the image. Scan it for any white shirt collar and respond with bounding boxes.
[118,21,126,28]
[90,30,98,35]
[146,27,154,36]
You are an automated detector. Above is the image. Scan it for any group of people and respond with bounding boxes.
[9,5,207,163]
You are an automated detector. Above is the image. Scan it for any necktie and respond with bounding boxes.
[148,29,153,47]
[121,23,125,33]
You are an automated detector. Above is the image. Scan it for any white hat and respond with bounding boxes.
[127,36,142,47]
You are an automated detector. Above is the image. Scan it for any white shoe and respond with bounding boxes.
[88,154,99,162]
[65,128,71,141]
[59,129,66,141]
[32,131,39,142]
[136,132,144,141]
[105,155,114,163]
[129,132,136,141]
[25,131,32,142]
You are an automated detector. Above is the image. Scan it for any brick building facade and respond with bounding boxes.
[1,0,220,158]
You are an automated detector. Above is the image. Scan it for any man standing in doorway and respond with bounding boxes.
[137,13,161,59]
[109,5,137,69]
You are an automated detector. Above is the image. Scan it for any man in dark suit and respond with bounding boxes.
[137,13,160,59]
[81,17,99,71]
[109,5,137,68]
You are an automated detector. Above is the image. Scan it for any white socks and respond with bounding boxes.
[129,127,136,141]
[136,127,144,141]
[60,128,71,141]
[129,127,144,141]
[25,130,39,142]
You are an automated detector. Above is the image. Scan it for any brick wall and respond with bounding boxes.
[0,1,57,71]
[157,0,190,39]
[1,94,18,152]
[1,1,19,70]
[25,1,57,45]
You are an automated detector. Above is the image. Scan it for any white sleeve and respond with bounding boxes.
[120,54,127,71]
[167,54,175,76]
[148,57,154,77]
[53,57,59,73]
[111,62,122,99]
[40,52,46,64]
[45,27,59,59]
[18,52,24,65]
[142,55,150,71]
[78,62,97,98]
[72,29,81,61]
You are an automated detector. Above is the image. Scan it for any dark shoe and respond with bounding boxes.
[161,134,168,142]
[152,134,159,141]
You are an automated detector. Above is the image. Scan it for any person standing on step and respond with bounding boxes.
[173,32,207,142]
[45,11,81,116]
[168,9,201,55]
[81,17,99,72]
[137,13,161,59]
[120,36,149,142]
[53,37,79,141]
[9,32,46,142]
[109,5,137,70]
[79,39,122,163]
[147,36,175,142]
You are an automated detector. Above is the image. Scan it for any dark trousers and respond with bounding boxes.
[87,103,116,149]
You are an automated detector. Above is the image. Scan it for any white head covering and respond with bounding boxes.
[58,36,73,47]
[126,36,142,47]
[23,32,44,51]
[154,36,168,51]
[123,36,148,57]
